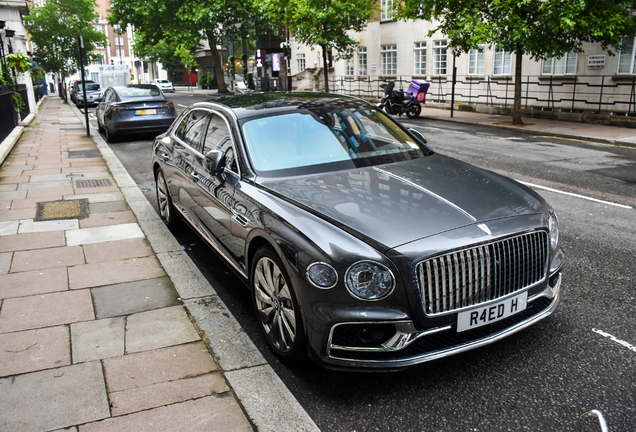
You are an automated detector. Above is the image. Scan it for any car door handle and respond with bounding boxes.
[233,213,249,228]
[190,170,200,182]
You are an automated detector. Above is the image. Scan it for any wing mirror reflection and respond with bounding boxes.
[204,149,227,177]
[408,128,427,144]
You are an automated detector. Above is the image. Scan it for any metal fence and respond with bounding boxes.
[330,75,636,116]
[0,85,18,144]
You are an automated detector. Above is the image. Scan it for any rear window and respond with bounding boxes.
[118,85,161,98]
[86,84,100,91]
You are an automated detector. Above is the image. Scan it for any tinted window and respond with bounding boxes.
[204,113,237,173]
[175,109,209,153]
[117,85,161,98]
[86,83,100,91]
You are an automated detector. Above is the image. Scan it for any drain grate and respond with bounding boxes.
[75,179,112,188]
[35,199,90,221]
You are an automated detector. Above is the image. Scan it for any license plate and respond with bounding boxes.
[456,291,528,332]
[135,109,156,115]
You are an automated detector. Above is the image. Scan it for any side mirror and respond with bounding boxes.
[408,128,427,144]
[204,149,226,176]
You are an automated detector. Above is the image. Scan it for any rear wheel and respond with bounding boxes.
[155,169,180,228]
[406,104,422,119]
[252,246,306,363]
[104,126,118,143]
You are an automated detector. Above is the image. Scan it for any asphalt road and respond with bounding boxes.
[91,96,636,432]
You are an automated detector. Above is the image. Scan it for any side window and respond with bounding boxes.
[175,109,210,153]
[203,113,238,173]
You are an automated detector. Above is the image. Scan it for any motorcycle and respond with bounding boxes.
[377,79,429,119]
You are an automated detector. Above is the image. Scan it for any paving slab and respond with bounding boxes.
[0,230,65,253]
[0,207,36,221]
[68,256,165,289]
[79,395,252,432]
[0,325,70,377]
[0,361,110,431]
[71,317,125,362]
[82,237,153,263]
[79,210,136,229]
[156,251,216,299]
[0,266,68,299]
[108,372,230,417]
[17,179,72,191]
[91,276,181,319]
[89,201,128,214]
[10,245,85,273]
[0,220,19,235]
[0,252,11,274]
[125,306,200,353]
[65,222,144,246]
[0,290,94,333]
[102,341,216,392]
[18,218,79,234]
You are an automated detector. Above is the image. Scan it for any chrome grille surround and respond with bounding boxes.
[417,231,549,316]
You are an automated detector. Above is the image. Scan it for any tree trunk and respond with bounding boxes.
[321,45,329,93]
[206,30,228,94]
[512,45,523,125]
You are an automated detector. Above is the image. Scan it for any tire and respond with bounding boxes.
[104,126,118,143]
[97,117,104,133]
[252,246,306,363]
[406,104,422,119]
[155,169,180,229]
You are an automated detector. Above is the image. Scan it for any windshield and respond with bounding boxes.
[86,83,100,91]
[241,104,429,176]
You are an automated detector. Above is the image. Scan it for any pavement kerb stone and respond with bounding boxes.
[69,101,320,432]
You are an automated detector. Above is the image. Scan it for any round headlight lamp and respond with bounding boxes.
[345,261,395,301]
[549,212,559,250]
[306,262,338,289]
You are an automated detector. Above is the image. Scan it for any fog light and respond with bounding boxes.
[358,326,387,344]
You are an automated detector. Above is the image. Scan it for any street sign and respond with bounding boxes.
[272,53,281,72]
[256,49,263,68]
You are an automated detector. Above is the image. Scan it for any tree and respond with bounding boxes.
[265,0,377,92]
[397,0,636,124]
[24,0,106,101]
[110,0,263,94]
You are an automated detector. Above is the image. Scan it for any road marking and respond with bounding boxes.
[593,328,636,353]
[517,180,633,209]
[542,135,636,150]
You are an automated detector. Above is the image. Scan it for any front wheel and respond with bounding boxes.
[155,169,181,229]
[406,104,422,119]
[252,246,306,363]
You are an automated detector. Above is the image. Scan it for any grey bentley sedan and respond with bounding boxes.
[152,92,564,370]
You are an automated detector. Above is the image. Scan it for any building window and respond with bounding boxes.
[297,53,306,72]
[91,72,99,82]
[381,0,394,21]
[414,42,426,75]
[358,47,367,76]
[618,37,636,74]
[381,44,397,76]
[433,40,447,75]
[115,37,124,46]
[116,48,125,58]
[345,57,354,76]
[468,45,485,75]
[542,52,577,75]
[494,48,512,75]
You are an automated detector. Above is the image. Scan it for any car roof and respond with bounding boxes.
[194,92,367,120]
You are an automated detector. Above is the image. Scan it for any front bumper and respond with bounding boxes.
[319,270,562,370]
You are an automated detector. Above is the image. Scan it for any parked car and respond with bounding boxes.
[69,79,95,104]
[152,93,564,370]
[96,84,177,143]
[75,82,102,108]
[151,79,174,93]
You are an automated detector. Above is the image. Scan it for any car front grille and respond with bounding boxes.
[417,231,548,316]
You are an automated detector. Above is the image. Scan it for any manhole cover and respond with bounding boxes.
[35,199,90,221]
[75,179,112,188]
[68,150,102,159]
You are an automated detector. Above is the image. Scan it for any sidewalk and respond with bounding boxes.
[418,105,636,148]
[0,96,318,432]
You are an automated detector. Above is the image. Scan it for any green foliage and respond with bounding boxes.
[265,0,377,91]
[246,72,254,90]
[110,0,266,93]
[24,0,107,78]
[1,63,25,113]
[6,53,32,73]
[199,73,211,86]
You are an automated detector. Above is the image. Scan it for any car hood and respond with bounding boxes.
[259,154,546,250]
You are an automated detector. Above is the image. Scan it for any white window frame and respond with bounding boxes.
[381,44,397,76]
[468,45,485,75]
[115,36,124,46]
[493,48,512,75]
[618,37,636,74]
[433,40,447,75]
[116,48,125,58]
[542,52,577,75]
[381,0,394,21]
[414,42,426,75]
[297,53,306,73]
[345,56,354,76]
[358,47,367,76]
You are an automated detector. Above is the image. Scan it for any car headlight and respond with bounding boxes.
[345,261,395,301]
[306,262,338,289]
[549,212,559,250]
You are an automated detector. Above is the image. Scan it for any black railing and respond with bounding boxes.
[17,84,30,121]
[0,85,18,144]
[330,74,636,116]
[256,77,281,92]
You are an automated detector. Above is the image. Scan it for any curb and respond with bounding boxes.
[68,103,319,432]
